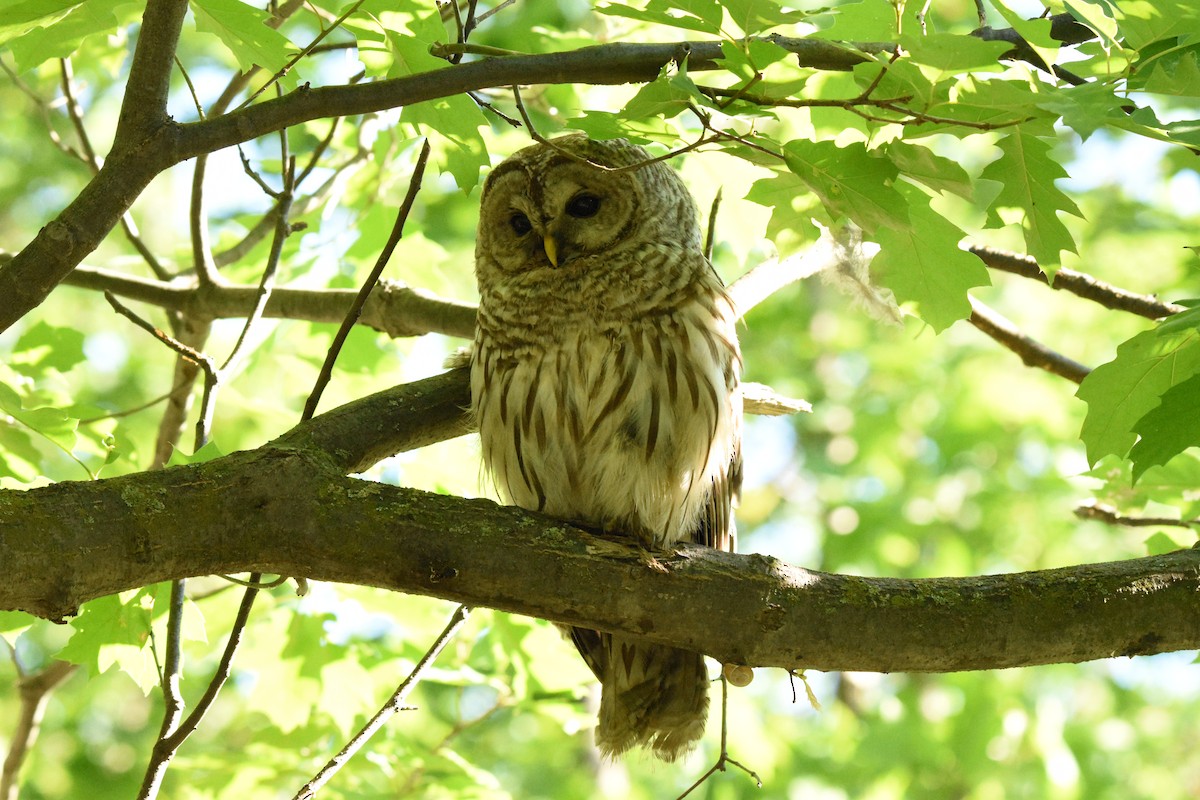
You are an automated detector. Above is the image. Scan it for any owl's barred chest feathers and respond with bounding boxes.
[472,257,740,549]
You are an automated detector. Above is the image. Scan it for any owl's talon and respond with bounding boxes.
[644,555,670,574]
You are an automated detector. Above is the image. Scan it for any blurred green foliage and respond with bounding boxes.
[1,0,1199,797]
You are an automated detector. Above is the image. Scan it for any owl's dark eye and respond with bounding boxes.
[509,213,533,235]
[565,193,602,219]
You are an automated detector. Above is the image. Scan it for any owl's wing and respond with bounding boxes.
[690,264,743,554]
[691,429,742,553]
[567,625,606,681]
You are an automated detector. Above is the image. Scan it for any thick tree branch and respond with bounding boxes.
[112,0,187,151]
[1,376,1197,672]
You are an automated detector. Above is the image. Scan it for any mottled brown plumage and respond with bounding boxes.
[470,136,742,761]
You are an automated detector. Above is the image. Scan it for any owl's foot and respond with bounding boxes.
[643,553,671,574]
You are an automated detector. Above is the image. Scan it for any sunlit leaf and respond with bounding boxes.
[6,0,124,69]
[597,0,724,34]
[57,588,158,691]
[191,0,296,76]
[11,321,87,376]
[1129,371,1200,480]
[873,184,990,332]
[783,139,909,234]
[1077,308,1200,465]
[1144,530,1188,555]
[718,0,808,35]
[991,0,1062,70]
[980,126,1082,273]
[887,141,975,199]
[622,65,704,120]
[384,6,452,76]
[401,94,488,190]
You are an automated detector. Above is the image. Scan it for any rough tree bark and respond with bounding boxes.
[3,370,1198,674]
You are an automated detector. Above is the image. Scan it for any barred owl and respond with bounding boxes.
[470,136,742,761]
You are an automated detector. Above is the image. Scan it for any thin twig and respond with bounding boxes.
[221,157,295,375]
[1,56,85,162]
[448,0,466,63]
[675,675,761,799]
[237,144,282,198]
[59,58,99,167]
[137,579,187,799]
[77,378,196,424]
[971,245,1185,320]
[1,660,76,800]
[292,605,472,800]
[238,0,366,109]
[474,0,516,27]
[968,296,1091,384]
[513,85,720,172]
[138,579,261,800]
[296,114,344,186]
[105,293,219,463]
[215,574,291,589]
[175,56,205,120]
[302,139,432,421]
[396,693,509,794]
[1075,502,1200,530]
[104,293,218,377]
[189,148,221,288]
[704,188,721,261]
[468,91,522,126]
[150,316,212,470]
[462,0,480,40]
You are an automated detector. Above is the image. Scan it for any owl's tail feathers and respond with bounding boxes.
[575,630,709,761]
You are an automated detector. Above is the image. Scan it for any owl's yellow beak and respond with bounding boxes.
[542,235,559,268]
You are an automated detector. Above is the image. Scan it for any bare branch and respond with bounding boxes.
[968,297,1091,384]
[137,580,187,799]
[972,245,1185,320]
[138,579,260,800]
[1075,502,1200,530]
[63,268,479,339]
[304,140,432,420]
[1,661,76,800]
[292,605,471,800]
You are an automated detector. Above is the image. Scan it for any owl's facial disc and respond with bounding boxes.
[478,154,641,274]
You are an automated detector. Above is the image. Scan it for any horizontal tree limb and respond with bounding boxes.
[61,267,480,340]
[1,373,1197,672]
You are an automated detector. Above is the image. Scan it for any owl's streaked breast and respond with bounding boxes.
[471,258,740,549]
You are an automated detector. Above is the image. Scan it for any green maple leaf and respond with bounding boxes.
[597,0,723,34]
[1129,372,1200,480]
[873,184,990,332]
[191,0,296,78]
[401,94,488,191]
[782,140,908,235]
[980,127,1082,274]
[1077,307,1200,465]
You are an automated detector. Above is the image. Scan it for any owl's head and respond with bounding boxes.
[475,136,701,276]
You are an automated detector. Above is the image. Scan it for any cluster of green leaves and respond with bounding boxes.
[1,0,1199,797]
